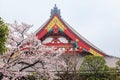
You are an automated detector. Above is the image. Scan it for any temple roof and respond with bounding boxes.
[35,5,109,57]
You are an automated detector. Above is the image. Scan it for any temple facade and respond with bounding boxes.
[35,5,119,67]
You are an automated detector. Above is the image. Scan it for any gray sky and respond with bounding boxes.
[1,0,120,57]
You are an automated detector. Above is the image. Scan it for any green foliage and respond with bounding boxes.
[108,68,117,80]
[116,59,120,68]
[27,75,36,80]
[0,17,9,54]
[80,55,106,73]
[116,59,120,79]
[27,73,48,80]
[79,55,109,80]
[117,76,120,80]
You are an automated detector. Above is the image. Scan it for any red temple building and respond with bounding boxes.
[35,5,119,67]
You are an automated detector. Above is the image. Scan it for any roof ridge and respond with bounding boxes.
[61,18,108,56]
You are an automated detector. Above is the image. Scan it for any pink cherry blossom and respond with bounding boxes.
[0,21,66,80]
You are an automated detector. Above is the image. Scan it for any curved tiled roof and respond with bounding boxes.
[34,5,111,56]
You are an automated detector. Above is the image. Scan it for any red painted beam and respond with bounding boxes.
[37,29,47,39]
[64,29,89,50]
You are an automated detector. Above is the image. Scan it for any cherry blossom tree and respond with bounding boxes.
[0,21,66,80]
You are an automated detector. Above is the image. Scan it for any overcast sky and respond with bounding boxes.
[0,0,120,57]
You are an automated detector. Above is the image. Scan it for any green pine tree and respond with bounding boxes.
[0,17,9,54]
